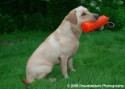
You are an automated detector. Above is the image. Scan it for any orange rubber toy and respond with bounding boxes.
[81,15,109,32]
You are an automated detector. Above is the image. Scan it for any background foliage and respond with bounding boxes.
[0,0,125,33]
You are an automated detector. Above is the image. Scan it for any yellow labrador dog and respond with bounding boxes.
[23,6,98,85]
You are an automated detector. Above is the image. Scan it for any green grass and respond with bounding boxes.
[0,29,125,89]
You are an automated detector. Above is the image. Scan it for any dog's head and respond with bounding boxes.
[66,6,98,25]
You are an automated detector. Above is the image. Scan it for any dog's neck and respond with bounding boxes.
[70,24,82,40]
[57,20,82,40]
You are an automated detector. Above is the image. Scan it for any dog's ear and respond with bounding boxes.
[66,10,77,25]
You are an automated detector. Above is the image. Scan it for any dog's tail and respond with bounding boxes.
[22,80,30,89]
[22,80,29,85]
[20,75,30,89]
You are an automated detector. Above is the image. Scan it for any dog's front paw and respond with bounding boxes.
[71,68,76,72]
[49,78,57,82]
[64,75,68,79]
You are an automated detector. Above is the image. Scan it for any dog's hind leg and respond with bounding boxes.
[37,72,48,79]
[36,65,53,80]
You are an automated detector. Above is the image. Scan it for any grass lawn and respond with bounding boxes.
[0,29,125,89]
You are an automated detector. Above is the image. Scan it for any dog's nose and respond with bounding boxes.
[94,14,99,20]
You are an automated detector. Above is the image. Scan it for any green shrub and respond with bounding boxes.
[0,0,125,34]
[0,14,18,34]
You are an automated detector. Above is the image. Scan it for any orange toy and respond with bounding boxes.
[81,15,109,32]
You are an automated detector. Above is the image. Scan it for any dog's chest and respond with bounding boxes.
[59,38,79,55]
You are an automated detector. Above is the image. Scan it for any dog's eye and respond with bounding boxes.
[81,13,86,16]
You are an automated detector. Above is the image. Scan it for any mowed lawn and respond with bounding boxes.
[0,29,125,89]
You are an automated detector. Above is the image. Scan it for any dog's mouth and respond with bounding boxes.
[94,15,99,20]
[93,14,99,21]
